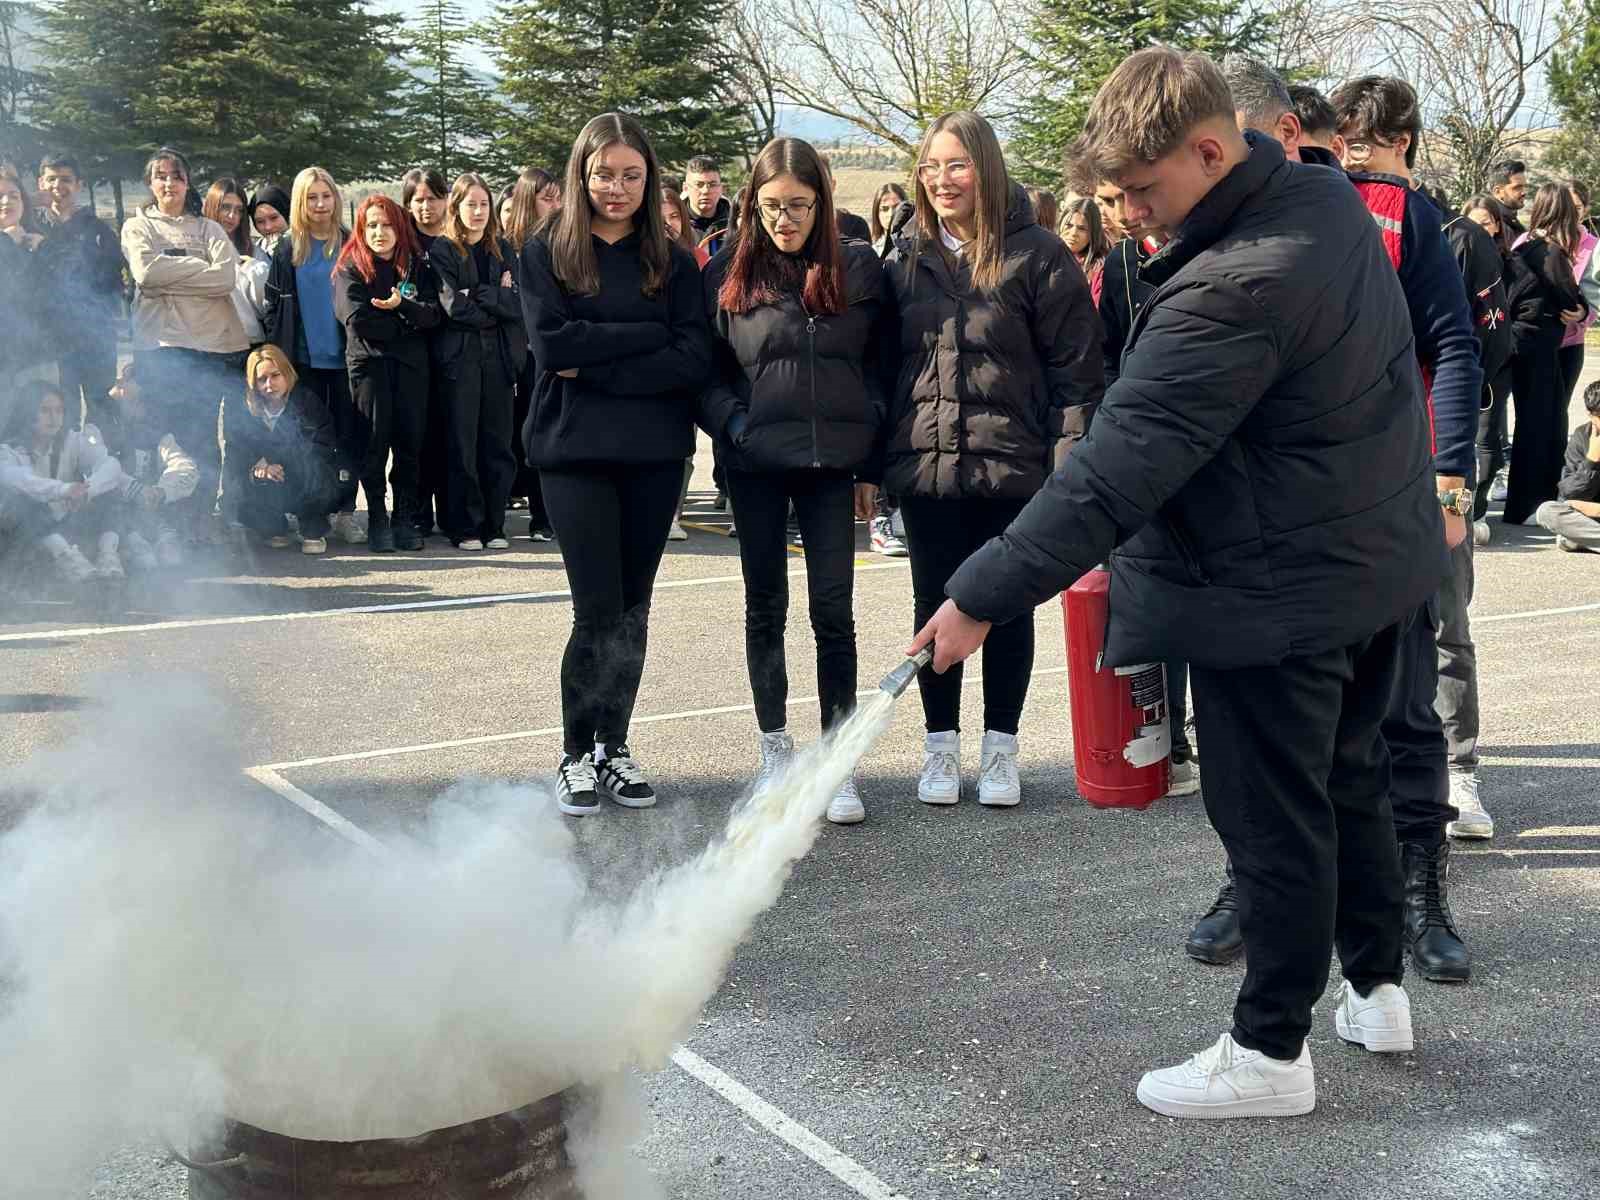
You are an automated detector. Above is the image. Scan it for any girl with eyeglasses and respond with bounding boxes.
[884,110,1102,810]
[519,112,714,817]
[431,172,527,551]
[700,137,891,824]
[203,178,270,347]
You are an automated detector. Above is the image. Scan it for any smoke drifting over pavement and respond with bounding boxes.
[0,677,891,1195]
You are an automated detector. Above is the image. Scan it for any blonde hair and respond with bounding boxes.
[1067,47,1236,192]
[245,345,299,417]
[911,111,1010,294]
[289,166,342,267]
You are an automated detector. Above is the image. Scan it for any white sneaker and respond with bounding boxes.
[125,532,159,570]
[1446,771,1493,839]
[266,534,293,549]
[1333,981,1414,1053]
[300,536,327,555]
[94,544,124,579]
[1136,1033,1315,1119]
[977,730,1021,807]
[1166,758,1200,798]
[458,537,484,552]
[331,511,366,545]
[1472,520,1490,547]
[754,730,794,793]
[52,544,97,583]
[827,774,866,824]
[667,521,688,541]
[485,536,510,550]
[1489,469,1509,502]
[869,515,908,557]
[155,529,185,567]
[919,732,961,805]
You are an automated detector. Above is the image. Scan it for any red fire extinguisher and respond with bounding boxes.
[1062,566,1171,809]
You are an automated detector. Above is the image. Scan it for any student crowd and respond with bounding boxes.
[1,46,1597,1123]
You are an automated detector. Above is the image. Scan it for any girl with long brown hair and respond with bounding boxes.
[700,136,890,824]
[1061,196,1112,305]
[203,177,270,345]
[883,110,1102,810]
[333,194,441,552]
[518,111,714,816]
[431,171,527,551]
[1503,183,1592,524]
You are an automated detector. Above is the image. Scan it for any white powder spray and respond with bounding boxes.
[0,679,895,1196]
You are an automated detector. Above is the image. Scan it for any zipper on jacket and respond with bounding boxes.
[801,296,820,468]
[1164,517,1211,584]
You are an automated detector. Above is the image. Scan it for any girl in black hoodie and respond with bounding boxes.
[700,136,891,825]
[519,112,714,817]
[884,110,1102,811]
[333,195,442,552]
[431,172,528,551]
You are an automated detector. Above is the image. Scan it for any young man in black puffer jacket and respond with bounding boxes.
[912,48,1460,1119]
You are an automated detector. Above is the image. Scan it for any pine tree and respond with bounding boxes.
[487,0,749,175]
[39,0,411,186]
[1,1,46,166]
[1013,0,1276,186]
[396,0,503,180]
[1546,0,1600,199]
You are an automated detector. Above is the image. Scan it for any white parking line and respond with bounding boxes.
[257,668,1070,773]
[243,766,389,853]
[1475,601,1600,624]
[671,1048,910,1200]
[0,561,911,644]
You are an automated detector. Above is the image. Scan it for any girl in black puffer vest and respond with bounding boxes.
[884,110,1103,810]
[700,137,892,826]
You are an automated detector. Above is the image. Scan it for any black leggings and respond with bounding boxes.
[899,494,1036,735]
[351,357,427,527]
[727,468,858,734]
[542,461,683,756]
[1559,343,1585,409]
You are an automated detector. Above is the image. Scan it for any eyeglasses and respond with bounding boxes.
[590,171,646,192]
[757,198,817,224]
[1340,139,1392,166]
[917,159,974,183]
[689,180,722,191]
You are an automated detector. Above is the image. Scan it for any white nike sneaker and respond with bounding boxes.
[1136,1032,1315,1119]
[827,773,865,824]
[1333,980,1414,1053]
[1446,771,1493,839]
[918,731,961,805]
[977,730,1021,807]
[754,729,794,794]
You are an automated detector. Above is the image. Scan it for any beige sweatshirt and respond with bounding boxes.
[120,207,249,354]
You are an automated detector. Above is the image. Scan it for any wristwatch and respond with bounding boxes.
[1438,487,1473,516]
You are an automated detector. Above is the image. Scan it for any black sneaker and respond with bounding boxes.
[594,745,657,808]
[556,753,600,816]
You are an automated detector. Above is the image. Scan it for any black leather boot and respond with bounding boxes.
[1185,862,1243,964]
[1402,838,1471,982]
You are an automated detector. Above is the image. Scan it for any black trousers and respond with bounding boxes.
[1558,344,1585,409]
[1383,597,1457,843]
[899,494,1035,735]
[418,362,451,534]
[1473,367,1513,521]
[1166,659,1191,760]
[443,341,516,543]
[234,465,340,540]
[296,365,362,512]
[1191,617,1410,1061]
[133,347,240,521]
[512,356,546,524]
[542,461,682,756]
[1504,338,1568,525]
[62,340,120,450]
[351,358,428,527]
[727,468,858,734]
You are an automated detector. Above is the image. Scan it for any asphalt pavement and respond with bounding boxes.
[3,362,1598,1200]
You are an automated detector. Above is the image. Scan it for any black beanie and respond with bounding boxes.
[249,183,291,220]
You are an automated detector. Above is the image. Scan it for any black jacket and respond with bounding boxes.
[946,134,1447,670]
[36,207,125,350]
[1441,212,1514,384]
[519,233,714,468]
[264,232,350,365]
[0,235,54,377]
[691,197,733,258]
[333,255,442,371]
[1557,423,1600,502]
[1098,236,1159,386]
[837,210,872,243]
[882,184,1104,501]
[1507,239,1590,354]
[223,386,340,503]
[699,240,891,478]
[430,235,528,382]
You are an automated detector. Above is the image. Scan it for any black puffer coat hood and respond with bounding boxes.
[880,184,1103,501]
[699,240,891,477]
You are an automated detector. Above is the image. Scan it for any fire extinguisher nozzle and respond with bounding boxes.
[878,648,933,698]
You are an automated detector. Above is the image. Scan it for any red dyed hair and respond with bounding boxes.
[334,194,421,283]
[717,137,845,317]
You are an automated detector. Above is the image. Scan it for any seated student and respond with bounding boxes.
[1537,380,1600,552]
[0,379,130,581]
[109,361,199,569]
[224,345,341,555]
